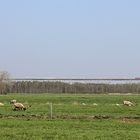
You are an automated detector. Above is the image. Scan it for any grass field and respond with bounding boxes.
[0,93,140,140]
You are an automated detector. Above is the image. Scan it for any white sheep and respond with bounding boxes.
[13,102,26,111]
[10,99,27,111]
[82,103,86,105]
[0,102,4,106]
[116,103,120,106]
[123,100,134,106]
[10,99,17,104]
[93,103,98,106]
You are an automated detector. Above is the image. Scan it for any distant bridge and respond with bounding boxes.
[11,78,140,84]
[11,78,140,81]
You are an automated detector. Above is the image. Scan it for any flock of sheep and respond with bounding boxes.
[81,100,135,107]
[0,99,134,111]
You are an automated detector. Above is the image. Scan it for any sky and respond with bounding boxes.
[0,0,140,78]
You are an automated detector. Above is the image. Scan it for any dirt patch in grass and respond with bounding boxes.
[1,113,140,122]
[119,117,140,124]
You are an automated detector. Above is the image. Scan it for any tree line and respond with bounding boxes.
[1,81,140,94]
[0,71,140,94]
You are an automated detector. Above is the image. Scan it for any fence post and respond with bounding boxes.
[49,103,53,119]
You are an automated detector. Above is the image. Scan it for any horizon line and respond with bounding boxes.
[10,78,140,81]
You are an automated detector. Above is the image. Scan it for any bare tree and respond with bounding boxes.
[0,71,11,94]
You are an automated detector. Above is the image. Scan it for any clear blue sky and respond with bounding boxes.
[0,0,140,78]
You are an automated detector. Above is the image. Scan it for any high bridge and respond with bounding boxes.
[11,78,140,84]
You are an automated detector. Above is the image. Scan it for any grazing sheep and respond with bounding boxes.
[0,102,4,106]
[10,99,28,111]
[93,103,98,106]
[13,102,26,111]
[82,103,86,105]
[123,100,134,106]
[116,103,120,106]
[10,99,17,104]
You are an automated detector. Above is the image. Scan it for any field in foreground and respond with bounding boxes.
[0,94,140,140]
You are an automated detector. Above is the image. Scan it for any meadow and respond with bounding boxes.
[0,93,140,140]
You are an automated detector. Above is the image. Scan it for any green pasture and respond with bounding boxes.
[0,94,140,140]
